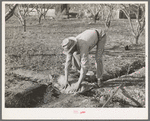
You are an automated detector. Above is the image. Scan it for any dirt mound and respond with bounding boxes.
[102,60,145,81]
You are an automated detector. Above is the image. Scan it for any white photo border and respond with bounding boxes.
[2,1,148,120]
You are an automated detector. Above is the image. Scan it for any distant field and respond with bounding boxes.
[5,16,145,108]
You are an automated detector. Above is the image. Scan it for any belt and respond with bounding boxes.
[95,29,100,43]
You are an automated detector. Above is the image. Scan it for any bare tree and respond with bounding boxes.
[86,4,102,23]
[55,4,70,20]
[35,4,55,23]
[121,4,145,44]
[5,4,18,21]
[104,4,117,28]
[76,4,102,23]
[77,4,117,27]
[83,4,102,23]
[13,4,36,32]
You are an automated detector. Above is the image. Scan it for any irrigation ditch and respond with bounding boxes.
[5,60,145,108]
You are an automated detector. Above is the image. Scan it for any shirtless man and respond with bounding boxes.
[61,29,106,92]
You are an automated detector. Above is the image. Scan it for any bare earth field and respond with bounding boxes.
[5,16,145,108]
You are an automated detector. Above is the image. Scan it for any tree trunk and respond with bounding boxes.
[23,19,26,32]
[102,10,104,20]
[43,14,46,20]
[39,14,43,23]
[135,35,139,44]
[67,13,69,19]
[43,9,49,20]
[105,17,111,28]
[93,16,96,23]
[93,11,100,23]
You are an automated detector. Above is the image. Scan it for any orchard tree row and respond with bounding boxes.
[5,4,145,44]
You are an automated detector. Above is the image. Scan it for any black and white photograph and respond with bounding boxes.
[2,1,148,120]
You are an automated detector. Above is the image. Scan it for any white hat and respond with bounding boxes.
[62,37,77,54]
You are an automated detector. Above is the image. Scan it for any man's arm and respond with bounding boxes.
[77,66,88,87]
[64,53,72,87]
[76,51,89,90]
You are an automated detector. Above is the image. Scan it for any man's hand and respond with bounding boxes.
[68,82,81,93]
[62,81,71,89]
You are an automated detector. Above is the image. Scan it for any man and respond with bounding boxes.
[62,29,106,92]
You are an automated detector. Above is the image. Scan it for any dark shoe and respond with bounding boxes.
[98,79,103,87]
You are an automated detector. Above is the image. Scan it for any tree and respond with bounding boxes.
[5,4,18,21]
[13,4,36,32]
[77,3,117,28]
[35,4,55,23]
[121,4,145,44]
[81,4,101,23]
[104,4,117,28]
[55,4,70,19]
